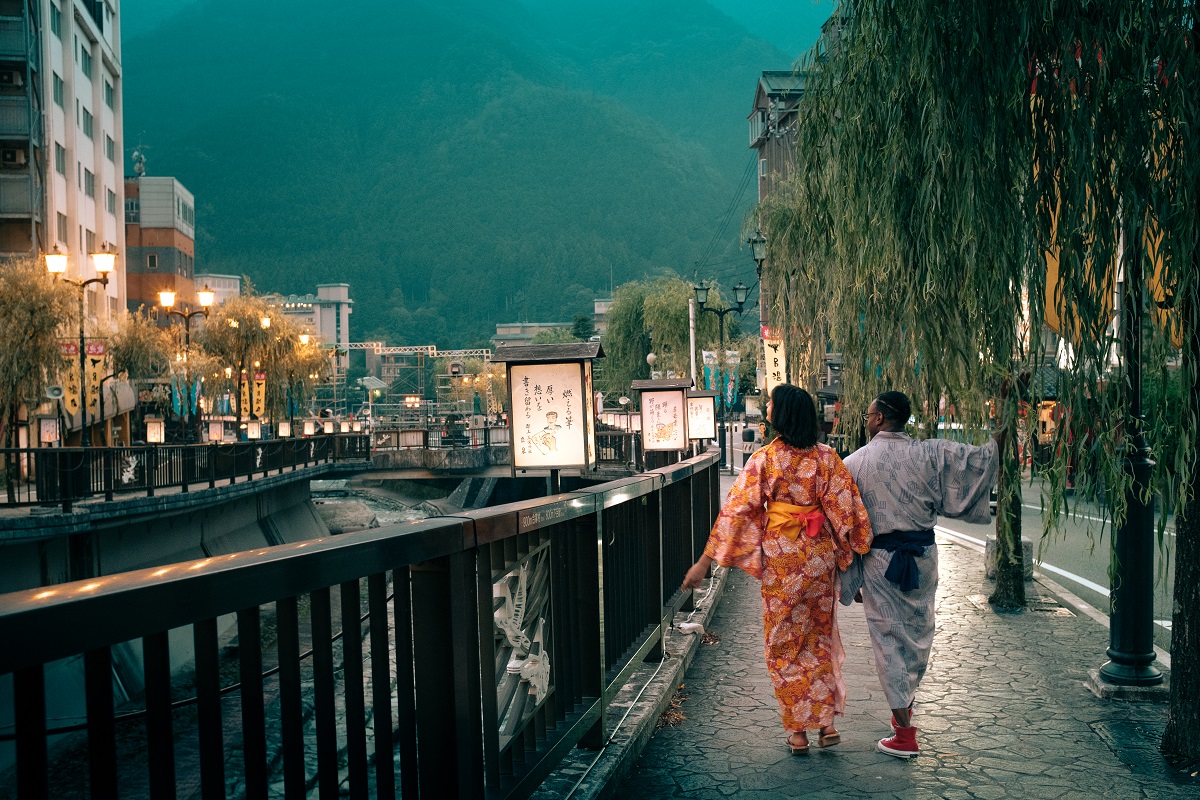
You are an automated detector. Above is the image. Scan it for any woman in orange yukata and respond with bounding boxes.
[683,384,873,754]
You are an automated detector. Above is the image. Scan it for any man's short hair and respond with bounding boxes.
[874,391,911,429]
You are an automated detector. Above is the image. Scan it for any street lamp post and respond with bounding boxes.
[46,247,116,446]
[749,229,768,331]
[159,286,215,442]
[694,280,750,471]
[1098,218,1163,687]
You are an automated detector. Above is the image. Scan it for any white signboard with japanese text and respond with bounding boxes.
[511,363,589,469]
[687,395,717,440]
[764,337,787,398]
[641,390,688,451]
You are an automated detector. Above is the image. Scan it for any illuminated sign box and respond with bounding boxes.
[686,390,718,440]
[493,343,604,473]
[632,378,693,451]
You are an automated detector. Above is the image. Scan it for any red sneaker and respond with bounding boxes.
[878,725,919,758]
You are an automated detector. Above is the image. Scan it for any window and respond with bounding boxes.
[104,80,114,109]
[106,188,116,215]
[85,229,95,254]
[53,73,63,107]
[81,49,93,79]
[147,253,158,271]
[54,143,65,175]
[56,212,67,243]
[105,135,114,161]
[50,4,61,38]
[83,168,94,197]
[759,158,767,177]
[82,108,93,139]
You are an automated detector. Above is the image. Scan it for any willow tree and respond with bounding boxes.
[599,276,739,403]
[1024,1,1199,761]
[762,4,1037,607]
[196,294,278,426]
[0,257,73,500]
[764,1,1199,760]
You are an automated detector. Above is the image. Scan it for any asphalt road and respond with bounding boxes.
[935,485,1176,653]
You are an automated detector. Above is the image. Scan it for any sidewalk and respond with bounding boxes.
[616,534,1198,799]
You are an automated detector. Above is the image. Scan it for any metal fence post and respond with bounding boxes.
[103,448,114,502]
[146,447,156,498]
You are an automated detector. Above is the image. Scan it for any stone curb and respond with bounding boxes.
[530,565,731,800]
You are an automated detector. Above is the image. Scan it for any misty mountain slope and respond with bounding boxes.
[122,0,815,345]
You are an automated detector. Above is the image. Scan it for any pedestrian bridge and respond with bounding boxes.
[0,449,721,799]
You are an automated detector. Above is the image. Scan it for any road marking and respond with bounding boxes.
[1019,503,1175,537]
[934,526,1172,632]
[1034,561,1109,596]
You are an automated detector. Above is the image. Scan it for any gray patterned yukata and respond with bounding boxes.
[843,432,998,709]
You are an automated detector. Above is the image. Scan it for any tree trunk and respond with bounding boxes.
[990,392,1026,609]
[1162,288,1200,763]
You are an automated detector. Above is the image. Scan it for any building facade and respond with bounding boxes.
[0,0,126,321]
[124,175,195,313]
[749,70,804,333]
[263,283,353,367]
[193,272,240,305]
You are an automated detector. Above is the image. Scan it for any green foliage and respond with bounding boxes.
[110,309,174,381]
[531,328,578,345]
[570,314,596,341]
[600,275,755,401]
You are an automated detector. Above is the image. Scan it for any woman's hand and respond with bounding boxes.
[682,555,713,590]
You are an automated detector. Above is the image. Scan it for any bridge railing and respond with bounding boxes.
[0,448,721,800]
[370,425,511,451]
[0,435,370,509]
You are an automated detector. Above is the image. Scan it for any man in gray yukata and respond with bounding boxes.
[843,390,1001,759]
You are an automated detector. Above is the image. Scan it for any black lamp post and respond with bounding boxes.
[748,229,767,276]
[46,247,116,447]
[694,280,749,470]
[160,287,214,443]
[1098,218,1163,686]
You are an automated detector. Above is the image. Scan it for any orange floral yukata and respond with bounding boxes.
[703,439,872,733]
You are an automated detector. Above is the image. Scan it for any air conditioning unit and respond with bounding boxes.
[1,148,26,165]
[0,70,23,88]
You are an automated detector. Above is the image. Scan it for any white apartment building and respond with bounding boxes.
[0,0,125,321]
[263,283,353,369]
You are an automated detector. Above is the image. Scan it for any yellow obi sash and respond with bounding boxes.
[766,501,826,541]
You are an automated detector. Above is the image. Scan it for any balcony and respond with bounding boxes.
[0,172,33,215]
[0,17,28,60]
[0,95,28,137]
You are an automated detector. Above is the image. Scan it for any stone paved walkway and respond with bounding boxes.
[619,536,1198,799]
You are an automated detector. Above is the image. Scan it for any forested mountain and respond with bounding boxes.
[121,0,818,346]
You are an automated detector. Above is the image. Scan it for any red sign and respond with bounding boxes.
[254,371,266,381]
[86,341,106,356]
[761,325,780,339]
[59,342,78,356]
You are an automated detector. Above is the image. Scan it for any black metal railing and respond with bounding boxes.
[369,426,511,451]
[595,431,640,468]
[0,435,370,509]
[0,448,720,800]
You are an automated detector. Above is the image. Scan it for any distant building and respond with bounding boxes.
[124,176,196,313]
[194,273,241,305]
[749,70,805,335]
[491,321,572,347]
[262,283,353,368]
[0,1,127,323]
[593,298,612,335]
